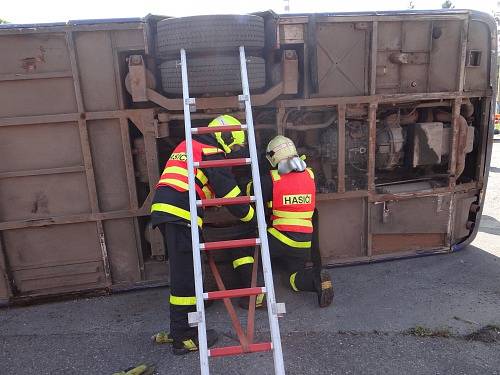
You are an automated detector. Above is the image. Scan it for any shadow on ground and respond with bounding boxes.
[478,214,500,235]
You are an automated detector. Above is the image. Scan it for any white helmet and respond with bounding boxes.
[265,135,298,167]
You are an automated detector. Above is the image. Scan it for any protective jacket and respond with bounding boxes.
[151,134,255,228]
[247,167,316,249]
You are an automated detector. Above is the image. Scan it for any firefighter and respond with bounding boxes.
[150,114,256,355]
[247,135,334,307]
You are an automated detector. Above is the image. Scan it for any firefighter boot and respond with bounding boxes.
[172,329,219,355]
[238,292,266,310]
[314,269,334,308]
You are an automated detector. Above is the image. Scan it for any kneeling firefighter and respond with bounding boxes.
[150,115,256,355]
[247,135,334,307]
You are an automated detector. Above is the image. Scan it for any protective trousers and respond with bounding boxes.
[159,223,254,341]
[267,234,316,292]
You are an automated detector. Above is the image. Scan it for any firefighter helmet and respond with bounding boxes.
[208,115,245,154]
[266,135,298,167]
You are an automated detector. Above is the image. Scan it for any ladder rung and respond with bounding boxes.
[194,158,251,168]
[197,195,255,207]
[200,238,260,251]
[209,342,272,357]
[191,125,247,134]
[204,287,265,301]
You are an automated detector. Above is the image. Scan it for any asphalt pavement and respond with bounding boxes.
[1,143,500,375]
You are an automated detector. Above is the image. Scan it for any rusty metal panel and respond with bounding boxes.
[103,219,141,284]
[464,20,490,91]
[372,233,446,255]
[370,195,451,234]
[315,22,368,97]
[0,173,91,222]
[0,122,82,172]
[429,20,461,92]
[0,33,71,75]
[0,239,11,302]
[74,31,120,111]
[111,29,145,49]
[0,79,77,117]
[2,223,106,296]
[317,198,366,260]
[452,191,477,243]
[87,119,131,211]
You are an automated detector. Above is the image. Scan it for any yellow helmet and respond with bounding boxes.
[208,115,245,154]
[266,135,298,167]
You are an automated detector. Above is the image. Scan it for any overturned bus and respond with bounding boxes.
[0,9,496,305]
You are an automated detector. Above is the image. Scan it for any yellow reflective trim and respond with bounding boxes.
[162,166,208,186]
[306,168,315,179]
[196,169,208,185]
[158,178,189,191]
[267,201,273,208]
[169,295,196,306]
[246,181,253,196]
[163,166,188,176]
[151,203,203,227]
[202,147,223,155]
[289,272,299,292]
[202,186,213,199]
[223,185,241,198]
[272,218,312,228]
[256,293,265,307]
[182,339,198,350]
[270,169,281,181]
[267,227,311,248]
[232,256,254,269]
[273,210,314,219]
[240,206,255,222]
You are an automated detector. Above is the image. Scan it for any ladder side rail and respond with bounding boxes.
[239,45,286,375]
[180,48,210,375]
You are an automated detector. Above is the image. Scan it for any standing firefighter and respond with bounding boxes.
[151,115,256,355]
[247,135,334,307]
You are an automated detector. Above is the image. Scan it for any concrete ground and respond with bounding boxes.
[1,144,500,375]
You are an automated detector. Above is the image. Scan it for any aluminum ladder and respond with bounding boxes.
[179,46,286,375]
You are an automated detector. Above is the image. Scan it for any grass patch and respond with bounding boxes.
[405,326,451,338]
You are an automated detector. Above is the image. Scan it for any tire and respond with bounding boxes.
[159,55,266,95]
[156,15,265,57]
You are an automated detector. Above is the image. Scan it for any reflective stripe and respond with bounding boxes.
[267,227,311,248]
[246,181,253,196]
[272,218,313,228]
[272,210,314,219]
[151,203,203,227]
[240,206,255,222]
[157,178,189,191]
[223,185,241,198]
[170,295,196,306]
[306,168,314,179]
[289,272,299,292]
[196,169,208,185]
[202,185,213,199]
[163,166,188,176]
[267,201,273,208]
[202,147,223,155]
[233,256,254,269]
[182,339,198,350]
[161,166,208,185]
[270,170,281,181]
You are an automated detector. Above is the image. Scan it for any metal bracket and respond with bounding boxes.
[238,94,249,103]
[272,302,286,318]
[127,55,148,102]
[185,97,196,112]
[188,311,202,327]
